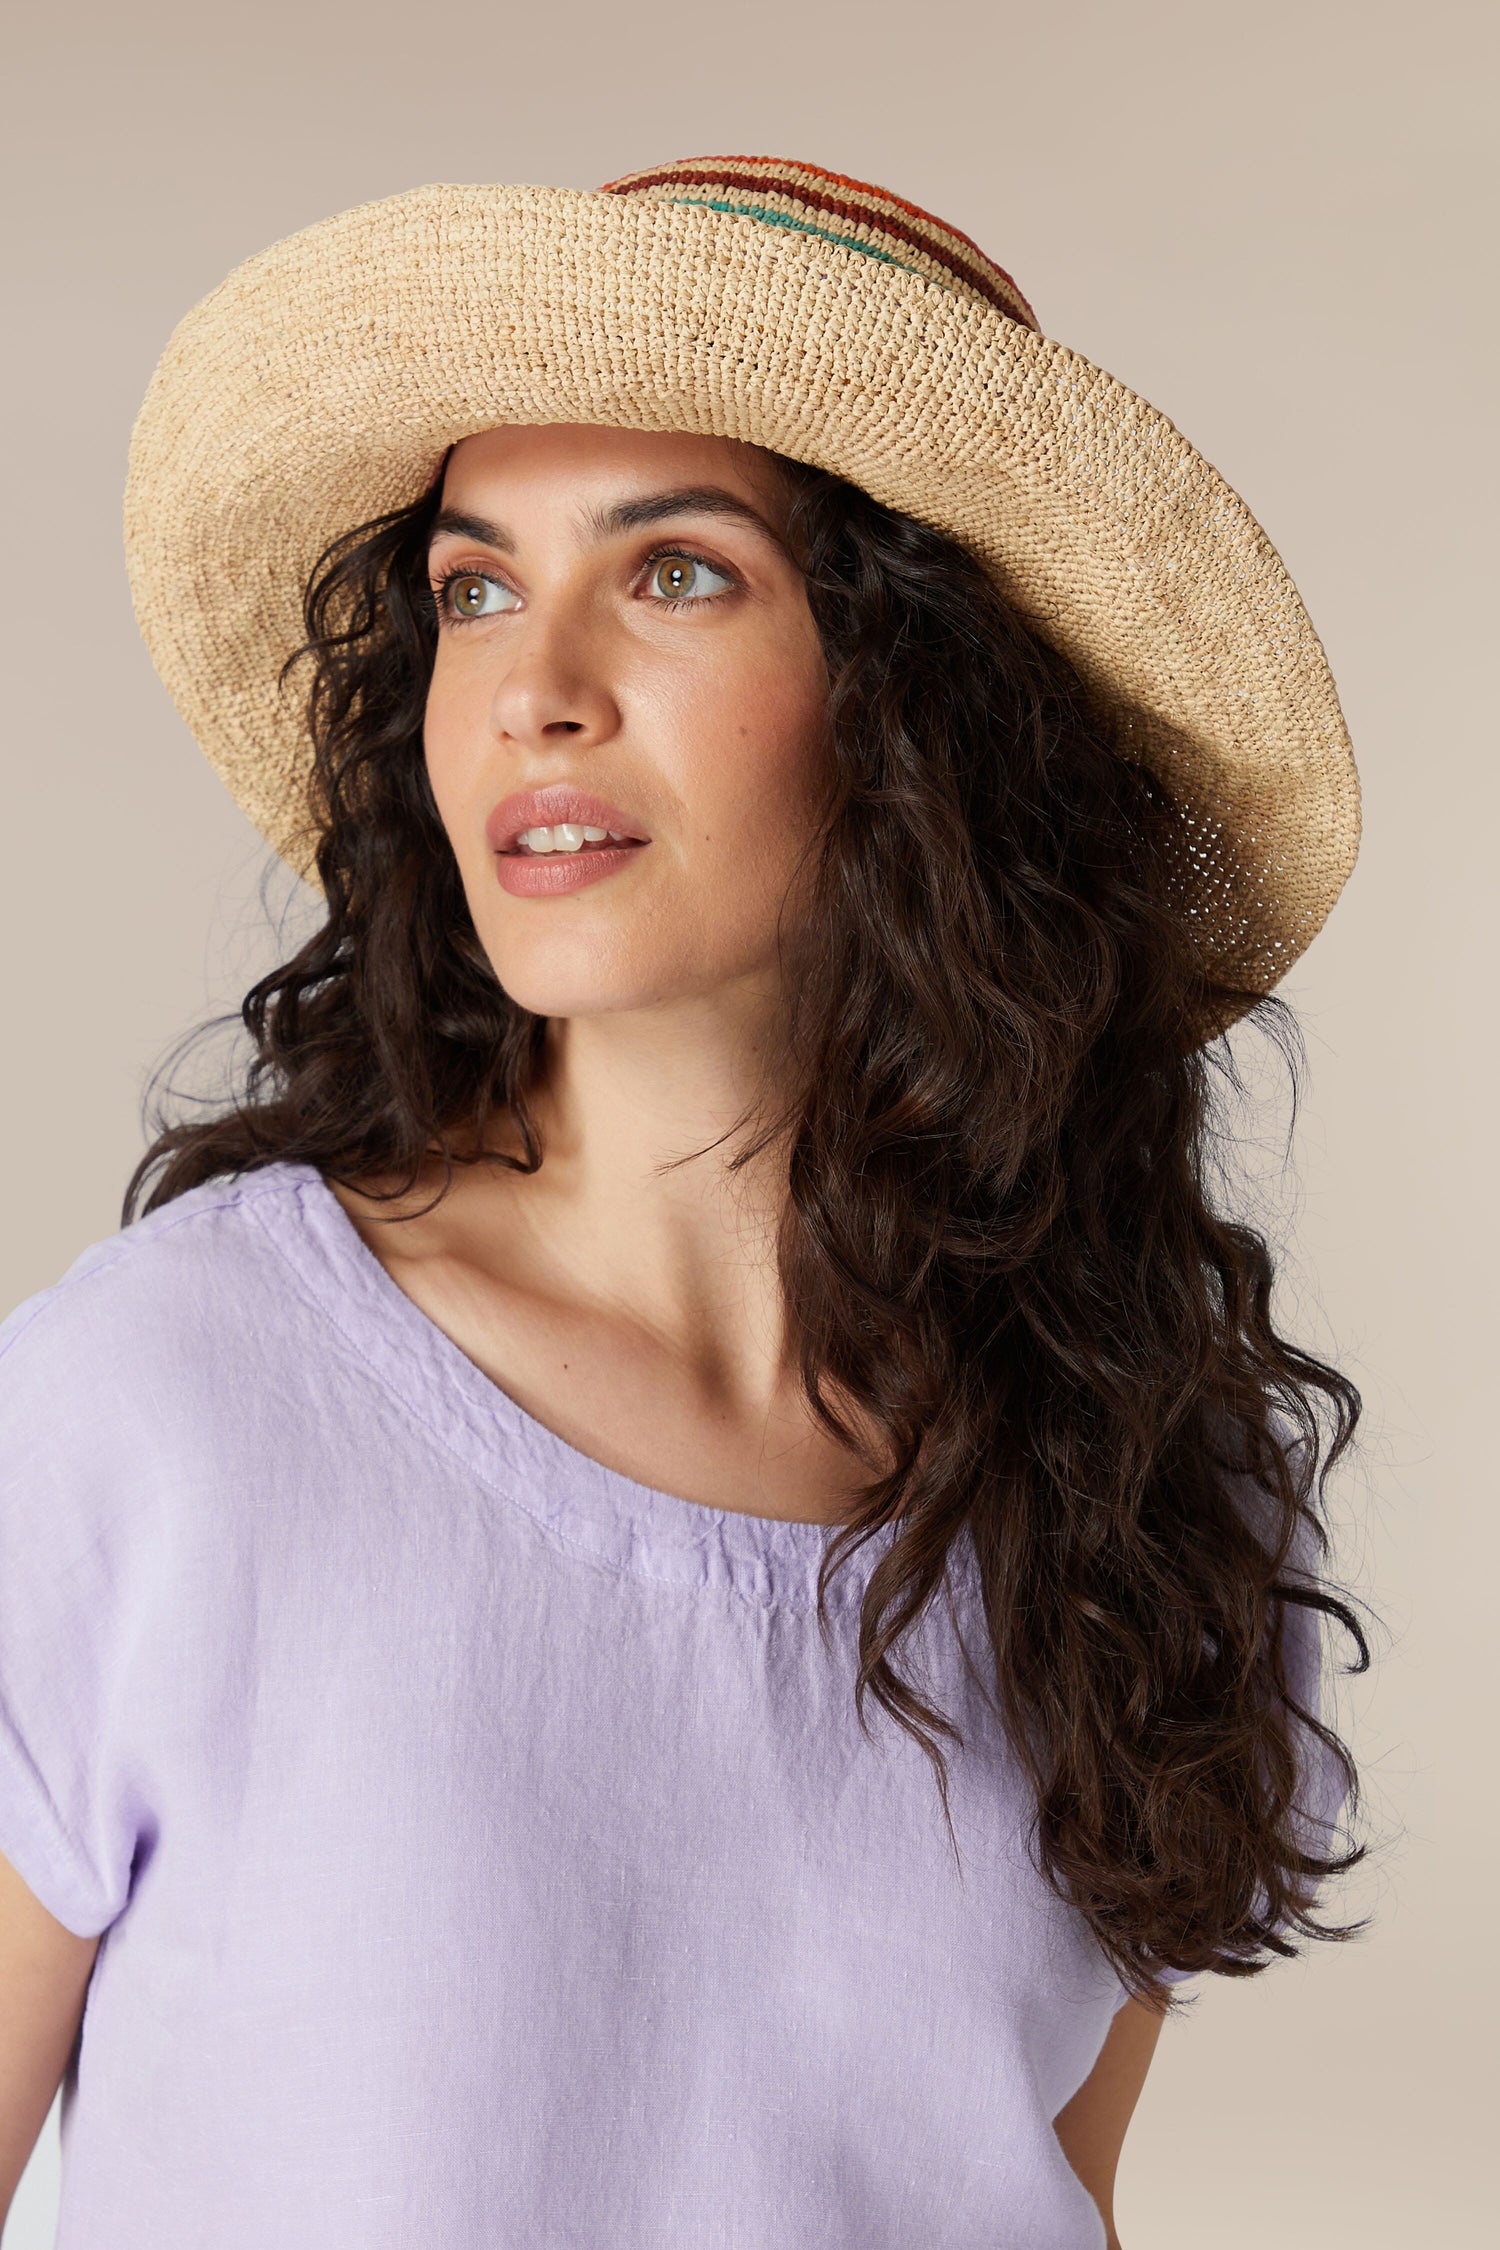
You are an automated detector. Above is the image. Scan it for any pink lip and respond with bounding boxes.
[485,784,652,901]
[485,786,652,856]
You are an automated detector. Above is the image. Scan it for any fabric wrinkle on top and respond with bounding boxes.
[0,1161,1348,2248]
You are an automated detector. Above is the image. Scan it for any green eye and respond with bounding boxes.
[647,554,732,602]
[442,572,518,619]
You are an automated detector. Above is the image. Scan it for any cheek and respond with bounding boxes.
[666,630,830,866]
[422,652,488,836]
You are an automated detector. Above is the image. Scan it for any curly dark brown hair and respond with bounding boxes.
[124,448,1370,2007]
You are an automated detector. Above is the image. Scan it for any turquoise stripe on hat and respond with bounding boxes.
[666,196,952,292]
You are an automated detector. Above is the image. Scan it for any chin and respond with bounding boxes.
[483,949,685,1022]
[487,951,768,1025]
[475,914,764,1024]
[499,984,654,1020]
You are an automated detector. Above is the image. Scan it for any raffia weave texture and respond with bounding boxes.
[601,157,1041,327]
[123,160,1360,1032]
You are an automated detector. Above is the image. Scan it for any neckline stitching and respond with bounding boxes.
[245,1166,867,1616]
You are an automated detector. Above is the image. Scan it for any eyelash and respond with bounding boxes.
[427,564,508,627]
[428,543,740,626]
[638,543,741,610]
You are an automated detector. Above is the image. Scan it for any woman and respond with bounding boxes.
[0,159,1368,2247]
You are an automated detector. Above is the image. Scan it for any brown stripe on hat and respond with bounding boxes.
[601,155,1040,329]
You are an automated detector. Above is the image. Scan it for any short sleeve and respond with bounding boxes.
[0,1271,159,1937]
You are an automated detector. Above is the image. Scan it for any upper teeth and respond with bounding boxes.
[516,823,624,854]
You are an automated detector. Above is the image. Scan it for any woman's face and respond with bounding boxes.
[422,423,831,1025]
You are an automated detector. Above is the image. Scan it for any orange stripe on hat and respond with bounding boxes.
[601,155,1040,330]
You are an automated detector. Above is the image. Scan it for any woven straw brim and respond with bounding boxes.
[123,183,1359,1035]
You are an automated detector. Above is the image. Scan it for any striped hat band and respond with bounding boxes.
[601,156,1039,331]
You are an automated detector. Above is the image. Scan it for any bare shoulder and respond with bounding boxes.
[324,1143,530,1238]
[323,1155,509,1267]
[320,1154,547,1359]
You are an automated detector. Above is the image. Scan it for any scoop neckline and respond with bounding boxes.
[247,1157,901,1612]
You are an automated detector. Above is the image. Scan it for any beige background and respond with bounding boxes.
[3,1,1493,2241]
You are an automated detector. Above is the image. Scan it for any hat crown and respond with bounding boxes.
[600,155,1040,331]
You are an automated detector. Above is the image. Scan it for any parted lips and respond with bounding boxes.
[122,153,1360,1041]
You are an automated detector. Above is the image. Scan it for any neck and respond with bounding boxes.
[490,983,801,1401]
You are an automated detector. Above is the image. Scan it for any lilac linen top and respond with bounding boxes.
[0,1160,1343,2248]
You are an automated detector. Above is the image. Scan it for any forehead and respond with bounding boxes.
[439,423,786,514]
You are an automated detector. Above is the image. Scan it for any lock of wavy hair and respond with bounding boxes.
[126,446,1370,2006]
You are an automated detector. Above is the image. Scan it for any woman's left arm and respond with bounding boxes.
[1052,1995,1166,2249]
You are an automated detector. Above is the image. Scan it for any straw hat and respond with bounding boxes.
[123,155,1360,1033]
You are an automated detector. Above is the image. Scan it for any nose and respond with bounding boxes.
[486,601,620,753]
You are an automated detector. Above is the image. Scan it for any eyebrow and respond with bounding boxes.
[426,484,784,556]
